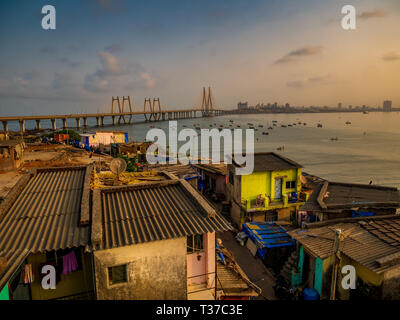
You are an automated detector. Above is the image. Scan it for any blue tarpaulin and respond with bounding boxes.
[242,222,296,259]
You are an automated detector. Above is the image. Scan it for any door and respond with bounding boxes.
[275,178,282,200]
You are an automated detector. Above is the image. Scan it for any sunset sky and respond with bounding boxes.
[0,0,399,115]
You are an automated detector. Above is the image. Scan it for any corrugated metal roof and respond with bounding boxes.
[92,180,232,250]
[231,152,302,172]
[0,166,90,253]
[288,217,400,273]
[0,249,30,291]
[301,181,400,212]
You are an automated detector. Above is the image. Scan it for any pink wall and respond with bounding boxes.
[187,232,215,287]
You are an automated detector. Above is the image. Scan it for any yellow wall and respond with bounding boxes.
[241,168,301,203]
[28,249,94,300]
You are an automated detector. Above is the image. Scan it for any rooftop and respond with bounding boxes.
[231,152,302,172]
[0,166,91,290]
[301,181,400,211]
[91,179,232,250]
[288,215,400,273]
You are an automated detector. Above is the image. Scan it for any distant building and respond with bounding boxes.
[237,102,248,110]
[383,100,392,112]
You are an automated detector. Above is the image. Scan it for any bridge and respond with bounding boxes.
[0,87,225,134]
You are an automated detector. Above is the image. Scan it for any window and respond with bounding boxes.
[108,264,127,286]
[229,171,234,185]
[187,234,204,253]
[286,181,296,189]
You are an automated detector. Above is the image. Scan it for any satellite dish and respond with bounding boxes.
[110,158,127,175]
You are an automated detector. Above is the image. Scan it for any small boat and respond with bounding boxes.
[272,120,277,123]
[303,123,307,126]
[345,121,351,125]
[281,125,287,128]
[237,125,241,127]
[258,125,263,128]
[288,124,292,127]
[317,124,323,128]
[229,120,234,122]
[330,137,338,141]
[268,127,273,130]
[363,111,368,114]
[262,132,269,135]
[273,123,277,126]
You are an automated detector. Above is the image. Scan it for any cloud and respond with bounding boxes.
[84,51,156,93]
[358,9,387,20]
[275,46,323,64]
[382,52,400,62]
[287,75,331,88]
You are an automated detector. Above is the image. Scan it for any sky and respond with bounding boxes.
[0,0,399,116]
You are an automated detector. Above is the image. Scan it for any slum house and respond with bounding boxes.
[111,141,152,162]
[80,131,128,151]
[0,166,93,300]
[242,221,297,275]
[194,163,228,202]
[227,153,307,228]
[91,179,232,300]
[288,215,400,300]
[146,163,201,190]
[299,181,400,226]
[0,140,25,172]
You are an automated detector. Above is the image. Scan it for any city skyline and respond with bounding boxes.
[0,0,399,115]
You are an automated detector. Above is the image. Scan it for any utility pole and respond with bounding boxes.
[330,228,342,300]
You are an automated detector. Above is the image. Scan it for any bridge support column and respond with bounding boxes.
[101,116,105,126]
[2,121,8,133]
[83,117,88,128]
[75,118,81,129]
[51,119,57,131]
[63,118,68,129]
[112,116,116,125]
[19,120,25,134]
[36,120,41,131]
[96,117,100,127]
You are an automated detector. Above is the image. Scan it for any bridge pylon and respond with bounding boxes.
[201,87,214,117]
[144,98,162,122]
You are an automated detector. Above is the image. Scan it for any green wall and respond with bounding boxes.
[0,283,9,300]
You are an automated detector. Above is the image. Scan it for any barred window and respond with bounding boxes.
[108,264,127,286]
[286,181,296,189]
[187,234,204,253]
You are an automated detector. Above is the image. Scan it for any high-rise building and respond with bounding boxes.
[383,100,392,112]
[237,102,248,110]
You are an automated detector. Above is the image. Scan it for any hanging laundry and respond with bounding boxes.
[23,264,34,284]
[62,251,78,275]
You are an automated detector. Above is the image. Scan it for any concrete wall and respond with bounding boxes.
[94,237,187,300]
[187,232,215,288]
[382,266,400,299]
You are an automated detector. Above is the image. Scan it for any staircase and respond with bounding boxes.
[279,251,298,284]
